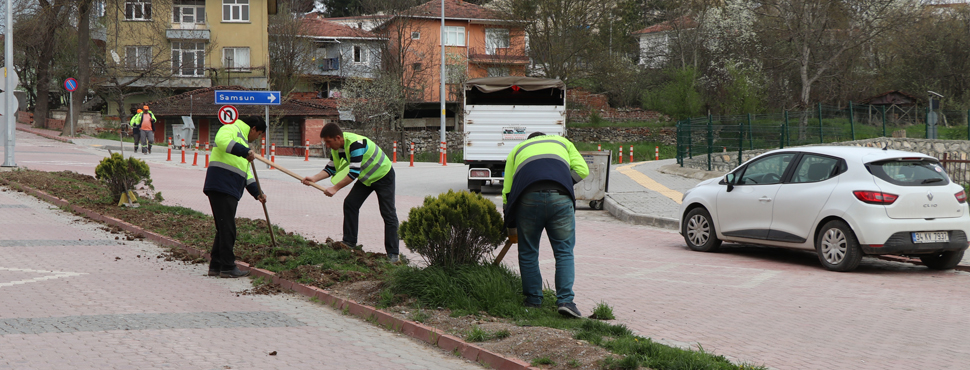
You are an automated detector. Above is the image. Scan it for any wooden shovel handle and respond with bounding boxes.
[493,239,515,265]
[253,155,328,193]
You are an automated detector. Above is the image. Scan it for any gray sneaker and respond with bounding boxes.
[557,302,582,318]
[388,254,400,263]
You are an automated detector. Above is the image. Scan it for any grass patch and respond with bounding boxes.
[464,325,511,342]
[590,301,615,320]
[531,357,555,366]
[387,264,765,370]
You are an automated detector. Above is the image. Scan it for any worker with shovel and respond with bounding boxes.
[203,116,267,278]
[301,122,400,263]
[502,132,588,318]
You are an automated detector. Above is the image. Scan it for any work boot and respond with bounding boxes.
[388,254,399,263]
[220,267,250,278]
[207,267,220,277]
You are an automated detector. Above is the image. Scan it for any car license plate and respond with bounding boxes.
[912,232,949,243]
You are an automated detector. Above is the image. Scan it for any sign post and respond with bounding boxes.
[214,90,280,168]
[218,105,239,125]
[64,78,78,137]
[2,67,21,167]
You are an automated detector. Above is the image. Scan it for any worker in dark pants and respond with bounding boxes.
[301,122,400,263]
[502,132,588,318]
[203,117,267,278]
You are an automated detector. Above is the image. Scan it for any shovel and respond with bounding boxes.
[493,228,517,265]
[250,164,277,248]
[253,155,328,193]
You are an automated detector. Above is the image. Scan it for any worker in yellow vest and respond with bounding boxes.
[203,117,267,278]
[129,109,143,152]
[138,105,157,154]
[502,132,588,318]
[301,122,399,263]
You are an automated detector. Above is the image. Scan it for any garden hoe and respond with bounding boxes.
[253,155,328,193]
[250,164,278,248]
[493,228,517,265]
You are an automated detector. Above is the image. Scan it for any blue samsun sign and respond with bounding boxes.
[214,90,281,105]
[64,78,78,92]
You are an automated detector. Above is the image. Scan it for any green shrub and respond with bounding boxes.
[399,190,505,267]
[94,153,153,202]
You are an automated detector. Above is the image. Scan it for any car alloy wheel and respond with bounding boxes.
[820,228,847,264]
[683,208,721,252]
[815,220,863,272]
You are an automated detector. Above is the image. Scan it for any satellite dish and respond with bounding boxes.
[110,50,121,64]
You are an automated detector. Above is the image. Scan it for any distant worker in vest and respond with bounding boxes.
[301,122,400,263]
[502,132,588,318]
[129,108,142,153]
[203,116,267,278]
[138,105,157,154]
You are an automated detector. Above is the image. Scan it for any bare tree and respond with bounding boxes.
[268,0,315,97]
[65,0,94,135]
[33,0,70,129]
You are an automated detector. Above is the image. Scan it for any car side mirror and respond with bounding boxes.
[724,173,735,192]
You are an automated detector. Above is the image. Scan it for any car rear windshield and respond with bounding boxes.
[867,159,950,186]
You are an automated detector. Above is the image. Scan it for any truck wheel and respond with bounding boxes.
[589,200,603,210]
[467,179,483,193]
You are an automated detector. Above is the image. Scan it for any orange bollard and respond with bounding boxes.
[619,146,623,164]
[393,141,397,163]
[192,141,199,166]
[441,142,447,166]
[180,139,186,163]
[204,142,210,168]
[166,137,172,161]
[304,140,310,161]
[630,145,633,163]
[270,143,276,169]
[409,142,414,167]
[655,146,659,161]
[597,144,601,151]
[260,137,266,157]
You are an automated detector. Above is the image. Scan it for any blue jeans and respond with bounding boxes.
[515,191,576,305]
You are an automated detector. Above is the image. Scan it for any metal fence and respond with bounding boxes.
[677,103,970,170]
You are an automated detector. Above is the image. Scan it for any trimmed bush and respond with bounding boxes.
[399,190,505,267]
[94,153,153,202]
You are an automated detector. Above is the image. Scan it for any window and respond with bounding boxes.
[487,67,509,77]
[125,46,152,70]
[223,47,250,71]
[869,159,950,186]
[125,0,152,20]
[222,0,248,22]
[172,42,206,76]
[352,45,367,64]
[485,28,509,55]
[412,63,422,72]
[791,155,840,183]
[173,0,206,23]
[443,26,465,46]
[411,31,420,40]
[737,153,795,185]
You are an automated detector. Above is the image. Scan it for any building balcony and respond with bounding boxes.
[318,58,339,72]
[166,28,210,40]
[468,47,529,65]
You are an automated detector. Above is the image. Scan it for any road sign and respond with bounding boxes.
[0,68,20,92]
[214,90,281,105]
[64,78,78,92]
[218,105,239,125]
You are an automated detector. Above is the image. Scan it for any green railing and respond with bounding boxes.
[677,103,970,170]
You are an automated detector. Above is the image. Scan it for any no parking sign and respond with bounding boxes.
[218,105,238,124]
[64,78,77,92]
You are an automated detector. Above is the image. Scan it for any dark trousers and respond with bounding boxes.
[207,192,239,271]
[343,168,399,255]
[132,128,141,149]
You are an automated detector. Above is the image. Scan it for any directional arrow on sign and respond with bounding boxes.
[214,90,281,105]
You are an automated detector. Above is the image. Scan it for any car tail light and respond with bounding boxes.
[956,190,967,204]
[853,190,898,204]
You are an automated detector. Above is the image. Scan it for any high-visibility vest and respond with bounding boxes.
[331,132,391,186]
[502,135,589,205]
[209,119,255,186]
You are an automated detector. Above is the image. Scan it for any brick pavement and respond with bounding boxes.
[6,127,970,369]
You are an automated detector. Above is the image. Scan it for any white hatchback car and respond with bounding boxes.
[678,146,970,271]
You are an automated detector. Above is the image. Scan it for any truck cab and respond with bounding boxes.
[463,77,566,192]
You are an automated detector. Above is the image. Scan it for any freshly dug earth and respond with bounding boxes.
[0,170,618,370]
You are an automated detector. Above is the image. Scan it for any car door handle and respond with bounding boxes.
[759,196,772,202]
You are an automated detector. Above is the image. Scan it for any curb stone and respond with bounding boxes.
[0,177,542,370]
[604,194,679,230]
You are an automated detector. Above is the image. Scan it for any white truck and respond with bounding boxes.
[462,77,567,193]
